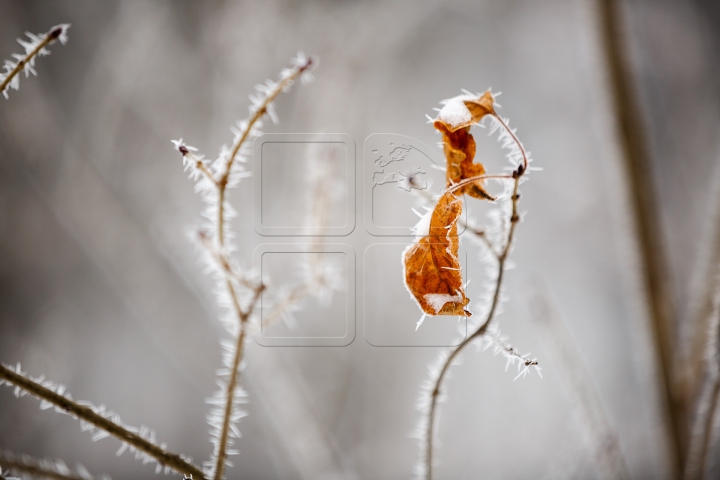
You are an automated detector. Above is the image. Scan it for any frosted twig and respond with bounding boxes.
[209,284,264,480]
[481,325,541,381]
[216,54,315,245]
[174,53,317,480]
[423,113,531,480]
[0,364,204,479]
[1,24,70,99]
[0,451,108,480]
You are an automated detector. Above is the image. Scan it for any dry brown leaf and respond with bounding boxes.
[403,191,470,317]
[403,90,497,317]
[433,91,497,200]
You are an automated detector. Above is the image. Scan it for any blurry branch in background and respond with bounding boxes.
[684,280,720,480]
[0,24,69,99]
[528,285,630,480]
[0,363,202,479]
[684,174,720,479]
[598,0,683,474]
[172,53,318,480]
[0,450,107,480]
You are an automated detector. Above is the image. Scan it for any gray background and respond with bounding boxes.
[1,0,720,478]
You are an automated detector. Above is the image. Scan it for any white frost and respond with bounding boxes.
[436,94,476,129]
[424,293,462,314]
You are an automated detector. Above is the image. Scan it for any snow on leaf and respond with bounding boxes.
[434,90,497,201]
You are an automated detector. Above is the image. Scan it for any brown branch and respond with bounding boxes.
[684,285,720,480]
[210,58,311,480]
[213,283,264,480]
[424,114,526,480]
[1,25,69,98]
[216,56,314,245]
[0,365,205,479]
[0,451,102,480]
[598,0,682,474]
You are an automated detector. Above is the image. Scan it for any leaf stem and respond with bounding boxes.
[213,283,264,480]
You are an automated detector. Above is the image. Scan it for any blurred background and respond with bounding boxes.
[2,0,720,478]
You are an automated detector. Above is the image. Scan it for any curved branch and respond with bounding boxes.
[424,113,528,480]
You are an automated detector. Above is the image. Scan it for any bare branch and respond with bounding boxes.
[423,113,530,480]
[598,0,682,472]
[0,450,107,480]
[1,24,70,99]
[0,364,205,480]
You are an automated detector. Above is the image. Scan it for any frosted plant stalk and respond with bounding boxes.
[0,363,204,479]
[0,450,108,480]
[173,52,316,480]
[419,112,538,480]
[0,24,70,99]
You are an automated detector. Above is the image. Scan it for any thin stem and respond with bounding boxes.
[1,25,67,97]
[215,56,313,248]
[0,365,204,479]
[0,453,98,480]
[209,58,311,480]
[446,173,513,196]
[424,114,527,480]
[598,0,682,473]
[213,284,264,480]
[220,58,314,185]
[197,231,256,290]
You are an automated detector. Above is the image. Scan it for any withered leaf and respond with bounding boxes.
[433,90,496,200]
[403,90,497,318]
[403,190,470,317]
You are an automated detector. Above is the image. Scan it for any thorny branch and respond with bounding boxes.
[1,24,69,99]
[0,451,106,480]
[175,54,315,480]
[216,56,314,246]
[598,0,682,473]
[424,114,530,480]
[0,364,204,479]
